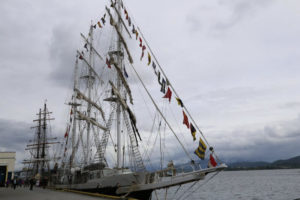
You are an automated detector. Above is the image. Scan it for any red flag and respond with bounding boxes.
[142,45,146,51]
[208,154,217,167]
[70,109,73,115]
[139,37,143,47]
[106,58,111,68]
[182,111,189,129]
[64,131,68,138]
[163,87,172,102]
[79,55,83,60]
[124,9,129,20]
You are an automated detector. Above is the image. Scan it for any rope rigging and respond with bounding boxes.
[54,1,228,199]
[128,61,193,161]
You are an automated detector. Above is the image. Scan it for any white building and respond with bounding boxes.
[0,152,16,186]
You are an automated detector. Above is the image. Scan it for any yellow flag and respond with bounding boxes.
[135,31,139,40]
[175,97,183,107]
[147,52,151,65]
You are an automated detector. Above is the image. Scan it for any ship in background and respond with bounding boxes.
[23,102,59,185]
[51,0,227,199]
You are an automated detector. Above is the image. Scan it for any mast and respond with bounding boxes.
[116,0,123,169]
[23,103,56,180]
[86,24,94,165]
[41,103,47,176]
[36,109,42,175]
[69,58,79,169]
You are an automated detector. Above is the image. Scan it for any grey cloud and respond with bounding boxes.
[189,86,261,102]
[1,0,300,170]
[0,118,32,170]
[0,119,30,150]
[185,15,202,33]
[185,0,273,35]
[212,115,300,162]
[279,102,300,110]
[49,25,78,87]
[186,86,270,114]
[213,0,273,31]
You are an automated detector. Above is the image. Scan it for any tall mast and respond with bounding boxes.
[41,103,47,176]
[116,0,123,169]
[70,58,79,169]
[86,24,94,165]
[36,108,42,175]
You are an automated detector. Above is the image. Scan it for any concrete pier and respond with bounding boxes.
[0,187,120,200]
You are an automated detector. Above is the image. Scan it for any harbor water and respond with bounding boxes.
[1,169,299,200]
[153,169,300,200]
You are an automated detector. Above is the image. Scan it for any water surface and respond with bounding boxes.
[152,169,300,200]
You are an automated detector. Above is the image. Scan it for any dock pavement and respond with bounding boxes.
[0,187,134,200]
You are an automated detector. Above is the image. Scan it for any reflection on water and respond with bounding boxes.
[152,169,300,200]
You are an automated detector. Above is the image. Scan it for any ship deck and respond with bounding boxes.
[0,187,137,200]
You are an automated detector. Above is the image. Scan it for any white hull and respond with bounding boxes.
[117,164,227,194]
[54,164,227,196]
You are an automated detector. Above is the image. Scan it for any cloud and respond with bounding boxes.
[49,24,78,87]
[211,115,300,162]
[279,102,300,110]
[1,0,300,170]
[185,0,273,34]
[0,118,32,170]
[213,0,273,31]
[138,114,300,167]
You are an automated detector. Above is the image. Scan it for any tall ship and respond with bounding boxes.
[53,0,227,199]
[23,103,59,184]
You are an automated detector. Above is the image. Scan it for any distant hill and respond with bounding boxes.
[229,161,269,168]
[227,155,300,170]
[272,155,300,168]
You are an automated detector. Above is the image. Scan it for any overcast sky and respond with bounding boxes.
[1,0,300,170]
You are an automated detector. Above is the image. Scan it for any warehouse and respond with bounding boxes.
[0,152,16,186]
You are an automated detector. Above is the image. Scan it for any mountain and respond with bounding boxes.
[272,155,300,168]
[229,161,269,168]
[227,155,300,170]
[151,155,300,172]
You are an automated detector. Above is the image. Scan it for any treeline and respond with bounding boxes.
[227,155,300,171]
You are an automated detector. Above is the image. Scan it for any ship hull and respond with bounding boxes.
[83,187,153,200]
[54,164,227,199]
[56,185,153,199]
